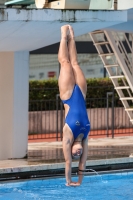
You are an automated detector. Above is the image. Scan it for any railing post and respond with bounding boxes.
[106,93,109,137]
[106,91,114,138]
[112,89,115,139]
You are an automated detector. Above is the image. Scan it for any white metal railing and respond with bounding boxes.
[90,30,133,124]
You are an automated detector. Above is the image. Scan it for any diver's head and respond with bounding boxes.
[71,141,83,160]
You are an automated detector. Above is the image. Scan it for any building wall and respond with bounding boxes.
[29,53,105,80]
[29,54,59,80]
[30,32,128,80]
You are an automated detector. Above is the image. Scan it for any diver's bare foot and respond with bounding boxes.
[68,25,75,40]
[61,25,69,40]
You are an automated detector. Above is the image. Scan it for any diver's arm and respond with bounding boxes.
[77,137,88,185]
[63,136,72,185]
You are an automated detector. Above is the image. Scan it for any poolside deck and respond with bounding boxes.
[0,136,133,180]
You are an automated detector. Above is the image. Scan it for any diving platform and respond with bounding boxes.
[0,8,133,51]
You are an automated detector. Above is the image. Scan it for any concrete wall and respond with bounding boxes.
[0,51,29,160]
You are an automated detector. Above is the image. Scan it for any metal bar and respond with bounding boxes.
[94,41,109,45]
[124,33,132,53]
[115,86,130,89]
[105,43,112,54]
[91,30,104,34]
[90,32,104,55]
[116,35,132,72]
[110,75,125,79]
[112,89,115,139]
[106,92,112,137]
[40,101,42,136]
[106,92,114,138]
[120,97,133,100]
[106,93,109,137]
[125,108,133,111]
[104,30,133,92]
[99,53,114,57]
[105,64,119,67]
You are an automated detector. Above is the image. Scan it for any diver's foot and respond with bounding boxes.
[61,25,69,40]
[68,25,75,40]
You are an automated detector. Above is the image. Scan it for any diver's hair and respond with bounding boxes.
[72,154,81,160]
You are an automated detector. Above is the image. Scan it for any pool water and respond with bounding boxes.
[0,172,133,200]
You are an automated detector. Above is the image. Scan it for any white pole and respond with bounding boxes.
[0,51,29,160]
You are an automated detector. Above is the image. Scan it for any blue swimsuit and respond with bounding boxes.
[62,84,90,140]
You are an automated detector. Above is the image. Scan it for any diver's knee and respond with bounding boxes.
[58,57,70,65]
[70,60,79,67]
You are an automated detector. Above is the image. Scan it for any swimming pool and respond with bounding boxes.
[0,171,133,200]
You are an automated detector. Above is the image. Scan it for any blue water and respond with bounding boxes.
[0,172,133,200]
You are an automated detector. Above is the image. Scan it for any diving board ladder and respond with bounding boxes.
[90,30,133,124]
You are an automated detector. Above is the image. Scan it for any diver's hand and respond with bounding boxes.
[66,182,81,187]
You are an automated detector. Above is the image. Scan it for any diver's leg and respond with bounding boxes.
[58,26,75,186]
[58,25,75,100]
[68,25,87,98]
